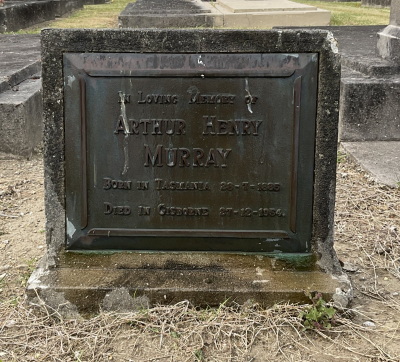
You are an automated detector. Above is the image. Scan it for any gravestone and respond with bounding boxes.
[0,1,57,33]
[27,28,351,316]
[119,0,331,29]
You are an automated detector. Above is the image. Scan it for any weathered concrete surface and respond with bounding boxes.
[332,24,400,141]
[341,142,400,188]
[0,78,43,158]
[25,28,350,316]
[0,35,41,93]
[0,1,56,33]
[0,0,84,33]
[0,34,42,157]
[377,0,400,62]
[27,251,352,316]
[119,0,213,28]
[275,26,400,141]
[277,26,398,76]
[324,25,398,76]
[119,0,331,29]
[339,73,400,141]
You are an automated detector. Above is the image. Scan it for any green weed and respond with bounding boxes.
[300,291,336,331]
[337,150,347,164]
[170,330,180,339]
[194,348,204,361]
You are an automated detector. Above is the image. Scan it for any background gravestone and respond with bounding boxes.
[0,0,107,33]
[119,0,331,29]
[27,28,351,316]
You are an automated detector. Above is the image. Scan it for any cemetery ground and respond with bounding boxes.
[11,0,390,34]
[0,150,399,361]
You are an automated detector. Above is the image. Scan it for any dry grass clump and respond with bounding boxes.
[335,150,400,287]
[1,153,400,361]
[0,296,399,361]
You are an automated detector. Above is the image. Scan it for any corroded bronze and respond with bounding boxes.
[64,53,318,252]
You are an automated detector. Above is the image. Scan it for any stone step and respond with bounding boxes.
[275,26,400,142]
[339,67,400,142]
[341,141,400,188]
[0,34,41,94]
[0,77,43,158]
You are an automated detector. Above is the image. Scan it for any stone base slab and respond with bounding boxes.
[216,0,318,13]
[27,251,352,317]
[341,141,400,188]
[215,9,331,28]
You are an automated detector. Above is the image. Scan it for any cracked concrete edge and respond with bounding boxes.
[331,273,353,309]
[25,254,82,319]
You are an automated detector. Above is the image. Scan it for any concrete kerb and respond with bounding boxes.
[0,34,42,158]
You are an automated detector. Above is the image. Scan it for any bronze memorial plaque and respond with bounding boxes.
[64,53,318,252]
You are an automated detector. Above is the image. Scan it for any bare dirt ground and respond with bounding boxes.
[0,150,399,362]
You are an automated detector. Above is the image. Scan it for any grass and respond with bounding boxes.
[292,0,390,25]
[11,0,390,34]
[14,0,132,34]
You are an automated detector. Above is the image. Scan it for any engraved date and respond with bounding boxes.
[220,182,280,191]
[219,207,285,217]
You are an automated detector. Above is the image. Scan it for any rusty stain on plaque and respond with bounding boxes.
[63,53,318,252]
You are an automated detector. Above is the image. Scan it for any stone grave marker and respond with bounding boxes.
[118,0,331,29]
[27,29,351,316]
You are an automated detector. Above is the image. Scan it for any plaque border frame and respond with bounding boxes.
[41,29,340,268]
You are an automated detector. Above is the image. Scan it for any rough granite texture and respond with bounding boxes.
[29,29,350,315]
